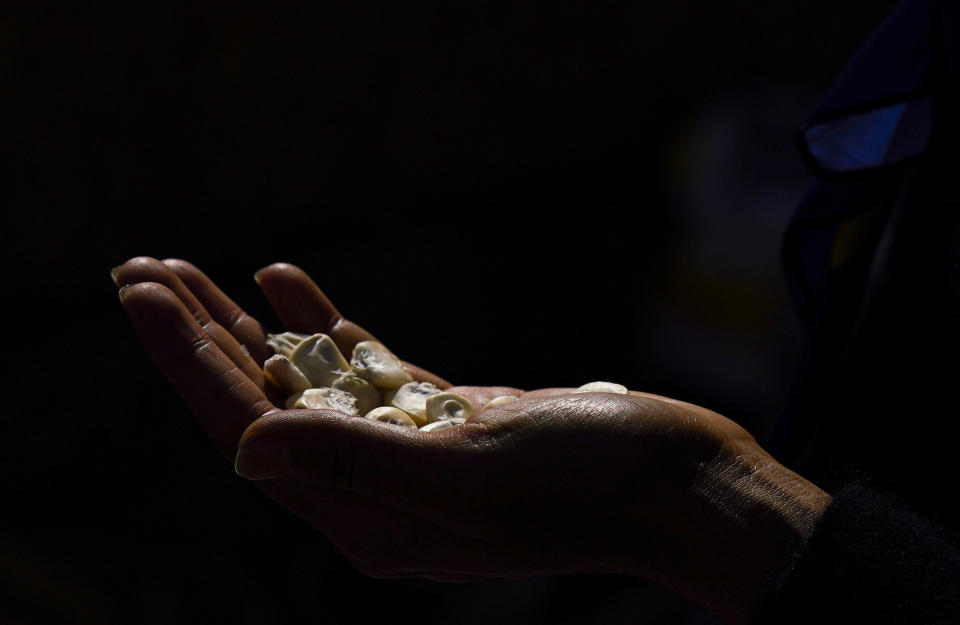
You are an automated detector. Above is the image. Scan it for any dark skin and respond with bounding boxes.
[113,256,831,625]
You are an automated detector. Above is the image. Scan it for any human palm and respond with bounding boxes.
[114,256,829,625]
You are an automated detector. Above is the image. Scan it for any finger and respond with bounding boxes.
[162,258,271,366]
[112,257,265,389]
[253,262,364,349]
[254,262,451,388]
[235,410,497,540]
[119,282,277,458]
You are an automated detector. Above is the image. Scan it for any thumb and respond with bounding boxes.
[234,409,497,537]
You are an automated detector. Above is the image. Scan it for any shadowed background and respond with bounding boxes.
[3,2,898,623]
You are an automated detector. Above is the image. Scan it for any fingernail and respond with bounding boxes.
[110,265,122,286]
[118,284,132,304]
[235,436,293,480]
[253,267,269,284]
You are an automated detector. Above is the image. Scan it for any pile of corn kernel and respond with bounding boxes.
[264,332,627,431]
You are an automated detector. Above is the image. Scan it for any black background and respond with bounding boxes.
[3,2,899,623]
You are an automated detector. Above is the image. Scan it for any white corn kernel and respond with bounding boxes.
[574,381,628,394]
[481,395,519,411]
[364,406,418,429]
[420,418,466,432]
[263,355,312,396]
[285,391,304,409]
[425,392,474,423]
[266,331,311,358]
[350,341,413,389]
[289,333,352,388]
[384,381,442,426]
[292,387,358,415]
[332,373,381,416]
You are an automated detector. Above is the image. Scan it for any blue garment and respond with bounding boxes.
[752,5,960,623]
[786,0,940,328]
[772,0,956,462]
[799,0,937,175]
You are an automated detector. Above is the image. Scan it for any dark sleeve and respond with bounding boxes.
[752,481,960,625]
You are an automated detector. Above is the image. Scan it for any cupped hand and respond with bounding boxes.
[114,258,830,625]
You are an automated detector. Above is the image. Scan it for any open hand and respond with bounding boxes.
[114,257,830,625]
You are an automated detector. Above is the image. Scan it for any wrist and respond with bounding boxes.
[662,439,831,624]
